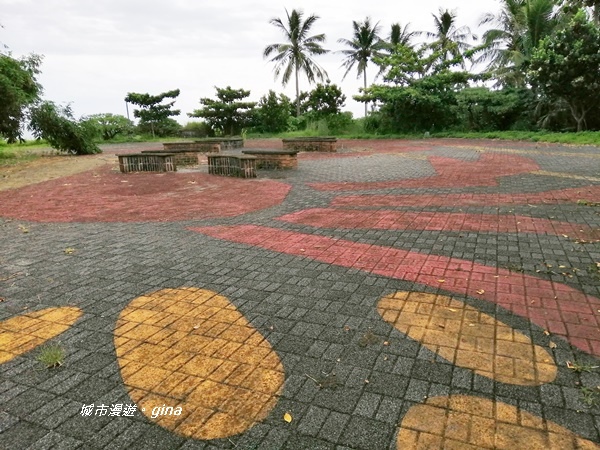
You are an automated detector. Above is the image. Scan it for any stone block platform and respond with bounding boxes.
[242,148,299,169]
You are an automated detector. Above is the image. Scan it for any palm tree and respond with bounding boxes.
[477,0,557,87]
[338,17,384,117]
[263,9,329,116]
[388,22,417,48]
[425,8,477,68]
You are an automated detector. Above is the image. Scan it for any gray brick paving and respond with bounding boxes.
[0,140,599,448]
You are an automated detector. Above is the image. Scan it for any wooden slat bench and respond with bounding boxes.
[207,154,257,178]
[141,143,219,166]
[241,149,299,169]
[118,153,176,173]
[282,137,337,152]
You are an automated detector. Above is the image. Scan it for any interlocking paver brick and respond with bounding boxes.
[1,139,599,448]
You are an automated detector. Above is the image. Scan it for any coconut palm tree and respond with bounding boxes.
[263,8,329,116]
[338,17,384,117]
[425,8,477,68]
[477,0,557,87]
[388,22,418,48]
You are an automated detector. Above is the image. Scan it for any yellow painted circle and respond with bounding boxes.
[377,291,557,385]
[115,288,284,439]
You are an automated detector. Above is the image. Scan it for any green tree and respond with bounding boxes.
[425,8,477,68]
[263,8,329,116]
[529,10,600,131]
[455,87,535,131]
[124,89,180,137]
[189,86,256,136]
[338,17,384,117]
[300,83,346,119]
[29,101,100,154]
[82,113,134,140]
[358,49,477,133]
[0,53,42,142]
[477,0,558,87]
[254,90,292,133]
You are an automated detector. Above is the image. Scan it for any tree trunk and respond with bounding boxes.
[568,102,589,132]
[363,68,368,118]
[295,65,300,117]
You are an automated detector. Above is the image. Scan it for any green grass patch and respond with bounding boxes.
[0,142,46,166]
[247,129,600,145]
[430,130,600,145]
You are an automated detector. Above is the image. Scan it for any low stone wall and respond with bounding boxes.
[118,153,176,173]
[141,143,220,166]
[241,149,298,170]
[282,137,337,152]
[196,137,244,150]
[208,154,256,178]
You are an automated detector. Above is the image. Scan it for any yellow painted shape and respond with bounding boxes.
[0,307,82,364]
[116,288,285,440]
[397,395,599,449]
[377,291,556,385]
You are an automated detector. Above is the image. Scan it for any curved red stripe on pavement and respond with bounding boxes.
[0,166,291,223]
[310,153,540,191]
[277,208,600,241]
[332,185,600,208]
[191,224,600,357]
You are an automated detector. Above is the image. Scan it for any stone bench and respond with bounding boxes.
[196,137,244,150]
[241,149,299,170]
[282,137,337,153]
[207,154,256,178]
[141,143,219,166]
[118,153,176,173]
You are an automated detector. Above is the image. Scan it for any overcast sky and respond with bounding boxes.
[2,0,501,122]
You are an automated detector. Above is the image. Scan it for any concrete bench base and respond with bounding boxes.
[208,155,256,178]
[241,149,298,170]
[118,153,176,173]
[282,137,337,152]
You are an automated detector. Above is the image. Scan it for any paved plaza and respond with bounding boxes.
[0,138,599,449]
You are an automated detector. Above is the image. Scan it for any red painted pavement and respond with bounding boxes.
[310,153,540,191]
[0,166,291,223]
[191,225,600,357]
[332,185,600,208]
[277,208,600,241]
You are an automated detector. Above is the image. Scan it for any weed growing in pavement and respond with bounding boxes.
[37,343,65,369]
[580,386,600,409]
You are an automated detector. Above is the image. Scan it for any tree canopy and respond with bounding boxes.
[0,53,42,142]
[124,89,181,137]
[264,8,329,116]
[338,17,384,116]
[529,9,600,131]
[189,86,256,136]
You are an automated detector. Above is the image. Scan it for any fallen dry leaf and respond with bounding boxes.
[543,330,550,336]
[437,279,445,283]
[64,248,76,254]
[549,341,557,349]
[283,412,293,423]
[476,289,485,295]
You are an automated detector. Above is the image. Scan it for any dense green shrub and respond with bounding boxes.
[253,90,291,133]
[82,113,134,140]
[29,102,100,154]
